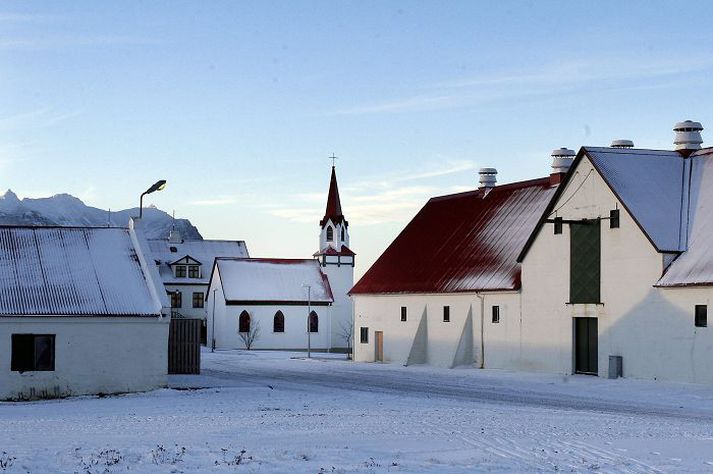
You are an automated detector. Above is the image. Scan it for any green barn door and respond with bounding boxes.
[575,317,598,375]
[570,220,601,304]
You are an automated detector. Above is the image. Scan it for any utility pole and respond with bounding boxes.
[305,284,312,358]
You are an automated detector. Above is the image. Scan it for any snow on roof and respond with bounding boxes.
[149,239,249,284]
[0,226,159,316]
[214,258,333,303]
[350,177,557,295]
[585,147,686,252]
[658,149,713,286]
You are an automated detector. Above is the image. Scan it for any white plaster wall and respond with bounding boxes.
[353,292,519,368]
[520,156,713,382]
[214,304,332,350]
[322,262,354,349]
[165,283,209,320]
[0,317,168,400]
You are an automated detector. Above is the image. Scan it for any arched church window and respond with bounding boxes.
[309,311,319,333]
[273,311,285,333]
[326,226,334,241]
[238,311,250,333]
[341,227,345,242]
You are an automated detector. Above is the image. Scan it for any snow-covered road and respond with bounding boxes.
[3,350,713,473]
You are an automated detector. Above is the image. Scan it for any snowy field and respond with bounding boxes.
[3,351,713,473]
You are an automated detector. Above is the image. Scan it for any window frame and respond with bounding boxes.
[360,327,369,344]
[400,306,407,322]
[238,311,251,333]
[192,292,205,308]
[326,226,334,241]
[309,311,319,333]
[188,265,200,279]
[443,305,450,322]
[170,291,182,309]
[492,305,500,324]
[11,334,56,373]
[273,310,285,333]
[175,265,187,278]
[695,305,708,328]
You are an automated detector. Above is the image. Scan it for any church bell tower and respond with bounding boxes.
[314,164,355,349]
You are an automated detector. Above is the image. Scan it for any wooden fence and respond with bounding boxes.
[168,318,202,375]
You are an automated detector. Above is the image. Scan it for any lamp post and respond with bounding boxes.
[211,288,217,353]
[139,179,167,218]
[304,284,312,359]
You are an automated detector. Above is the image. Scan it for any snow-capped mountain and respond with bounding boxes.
[0,189,202,240]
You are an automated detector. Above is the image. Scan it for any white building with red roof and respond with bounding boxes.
[206,166,354,352]
[352,120,713,384]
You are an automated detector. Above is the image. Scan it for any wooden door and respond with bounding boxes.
[375,331,384,362]
[574,317,598,375]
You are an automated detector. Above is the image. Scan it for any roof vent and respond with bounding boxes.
[610,139,634,148]
[551,147,576,174]
[478,168,497,189]
[673,120,703,151]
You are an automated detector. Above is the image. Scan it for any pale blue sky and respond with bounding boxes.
[2,1,713,277]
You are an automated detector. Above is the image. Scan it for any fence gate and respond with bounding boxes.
[168,318,202,374]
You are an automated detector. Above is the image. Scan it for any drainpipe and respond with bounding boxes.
[476,293,485,369]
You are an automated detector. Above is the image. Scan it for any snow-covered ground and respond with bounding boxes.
[3,350,713,473]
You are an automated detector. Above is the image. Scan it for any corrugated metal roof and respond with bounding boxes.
[214,258,333,303]
[0,226,159,316]
[148,239,249,284]
[350,177,557,295]
[586,147,686,252]
[658,149,713,286]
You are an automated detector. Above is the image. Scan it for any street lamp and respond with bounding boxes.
[303,284,312,359]
[139,179,167,218]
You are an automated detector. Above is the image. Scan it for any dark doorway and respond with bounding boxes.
[574,317,598,375]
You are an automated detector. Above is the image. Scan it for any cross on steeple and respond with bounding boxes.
[329,153,338,167]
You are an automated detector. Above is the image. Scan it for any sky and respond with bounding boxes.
[2,1,713,278]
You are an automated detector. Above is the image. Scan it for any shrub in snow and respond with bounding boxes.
[151,444,186,465]
[216,448,253,466]
[0,452,16,470]
[77,448,122,473]
[239,321,261,350]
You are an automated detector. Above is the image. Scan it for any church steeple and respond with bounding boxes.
[315,164,354,265]
[320,165,347,227]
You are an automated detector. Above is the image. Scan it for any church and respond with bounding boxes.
[205,165,355,352]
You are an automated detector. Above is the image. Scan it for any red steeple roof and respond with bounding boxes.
[320,166,347,227]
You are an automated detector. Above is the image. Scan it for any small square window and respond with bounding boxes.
[443,306,450,322]
[554,217,563,235]
[695,305,707,328]
[400,306,407,322]
[11,334,55,372]
[360,327,369,344]
[610,209,620,229]
[492,306,500,324]
[175,265,186,278]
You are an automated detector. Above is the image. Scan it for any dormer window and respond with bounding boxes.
[175,265,187,278]
[188,265,200,278]
[326,226,334,241]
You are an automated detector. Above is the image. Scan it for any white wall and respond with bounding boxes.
[520,155,713,382]
[1,317,169,401]
[165,283,208,320]
[353,292,519,369]
[322,261,354,349]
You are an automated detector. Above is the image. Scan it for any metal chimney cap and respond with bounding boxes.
[478,168,497,189]
[673,120,703,132]
[610,139,634,148]
[550,147,576,158]
[479,167,498,175]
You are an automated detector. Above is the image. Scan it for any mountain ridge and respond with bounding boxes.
[0,189,202,240]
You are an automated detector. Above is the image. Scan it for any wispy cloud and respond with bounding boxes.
[268,159,478,225]
[0,34,159,51]
[333,55,713,115]
[0,107,80,131]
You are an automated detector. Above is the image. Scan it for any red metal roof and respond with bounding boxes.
[313,244,356,257]
[320,166,347,226]
[350,177,557,295]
